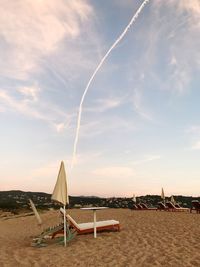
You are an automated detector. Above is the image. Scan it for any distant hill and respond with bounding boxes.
[0,190,199,212]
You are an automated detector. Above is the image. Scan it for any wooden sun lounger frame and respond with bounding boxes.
[140,203,157,210]
[132,204,139,210]
[165,201,189,212]
[131,203,156,210]
[157,201,189,212]
[131,203,157,211]
[157,202,170,211]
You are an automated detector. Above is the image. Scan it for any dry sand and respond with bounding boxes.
[0,209,200,267]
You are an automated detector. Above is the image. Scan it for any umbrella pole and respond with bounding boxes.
[63,205,67,247]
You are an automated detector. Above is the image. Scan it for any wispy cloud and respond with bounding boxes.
[131,0,200,96]
[186,125,200,135]
[0,0,94,79]
[17,86,40,102]
[92,166,135,178]
[132,88,153,121]
[185,125,200,150]
[157,0,200,24]
[79,115,137,139]
[72,151,103,166]
[132,155,161,165]
[0,0,104,134]
[31,161,60,179]
[85,97,123,113]
[177,0,200,21]
[0,87,74,131]
[191,141,200,150]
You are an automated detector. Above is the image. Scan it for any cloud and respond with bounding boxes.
[54,122,66,133]
[72,151,103,166]
[156,0,200,20]
[0,0,105,134]
[165,1,200,94]
[191,141,200,150]
[132,155,161,165]
[85,97,123,113]
[31,161,59,179]
[17,86,40,102]
[170,56,177,66]
[177,0,200,21]
[132,88,153,121]
[79,115,137,139]
[92,166,135,178]
[130,0,200,96]
[0,0,94,79]
[185,125,200,150]
[186,125,200,135]
[0,87,74,131]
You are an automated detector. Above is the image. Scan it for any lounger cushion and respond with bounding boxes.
[77,220,119,231]
[63,211,119,231]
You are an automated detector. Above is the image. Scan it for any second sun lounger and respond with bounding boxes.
[140,203,157,210]
[157,202,168,211]
[165,201,189,212]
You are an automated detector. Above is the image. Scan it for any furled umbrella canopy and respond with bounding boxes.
[161,188,165,202]
[52,161,69,247]
[171,195,176,205]
[29,198,42,226]
[52,161,69,205]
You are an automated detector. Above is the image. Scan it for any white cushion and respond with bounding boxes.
[78,220,119,230]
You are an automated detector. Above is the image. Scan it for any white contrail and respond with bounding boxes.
[71,0,150,168]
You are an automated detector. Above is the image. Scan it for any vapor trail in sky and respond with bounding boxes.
[71,0,150,168]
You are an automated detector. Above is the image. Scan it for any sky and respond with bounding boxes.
[0,0,200,197]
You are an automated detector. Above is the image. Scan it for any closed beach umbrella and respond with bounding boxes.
[133,194,136,203]
[52,161,69,205]
[161,188,165,203]
[171,195,176,205]
[52,161,69,247]
[29,198,42,226]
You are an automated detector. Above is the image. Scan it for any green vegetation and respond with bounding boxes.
[0,190,199,211]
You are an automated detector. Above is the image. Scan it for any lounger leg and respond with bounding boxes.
[94,210,97,238]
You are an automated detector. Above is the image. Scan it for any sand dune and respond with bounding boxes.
[0,209,199,267]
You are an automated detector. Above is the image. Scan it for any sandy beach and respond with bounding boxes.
[0,209,200,267]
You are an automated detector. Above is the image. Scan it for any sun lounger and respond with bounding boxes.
[136,204,143,209]
[32,222,76,247]
[130,204,139,210]
[165,201,189,212]
[60,208,120,235]
[66,214,120,234]
[140,203,157,210]
[157,202,169,211]
[190,200,200,214]
[131,203,156,211]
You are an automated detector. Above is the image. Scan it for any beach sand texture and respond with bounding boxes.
[0,209,199,267]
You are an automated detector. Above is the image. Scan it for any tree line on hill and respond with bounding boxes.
[0,190,199,212]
